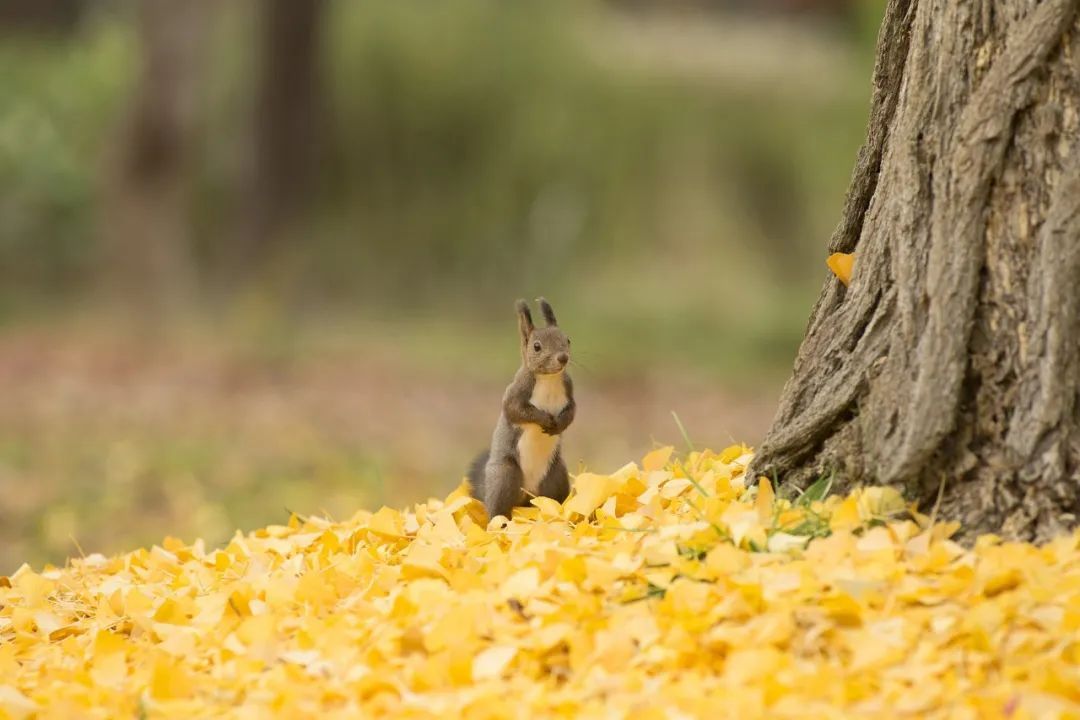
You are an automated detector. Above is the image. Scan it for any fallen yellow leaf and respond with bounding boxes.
[0,686,36,720]
[564,472,623,518]
[642,446,674,473]
[827,252,856,286]
[472,645,517,681]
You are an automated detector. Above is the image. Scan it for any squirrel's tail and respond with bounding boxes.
[466,449,489,499]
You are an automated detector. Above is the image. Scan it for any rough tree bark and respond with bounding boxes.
[748,0,1080,542]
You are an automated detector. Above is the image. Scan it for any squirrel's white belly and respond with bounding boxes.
[518,373,567,495]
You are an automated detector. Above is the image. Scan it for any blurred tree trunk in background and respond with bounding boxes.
[230,0,326,282]
[100,0,208,315]
[0,0,84,33]
[749,0,1080,542]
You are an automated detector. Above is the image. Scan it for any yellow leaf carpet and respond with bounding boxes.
[2,447,1079,719]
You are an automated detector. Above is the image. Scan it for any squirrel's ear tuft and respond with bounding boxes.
[537,297,558,326]
[516,299,534,343]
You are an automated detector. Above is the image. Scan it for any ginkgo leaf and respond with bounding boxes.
[368,506,407,537]
[91,649,128,687]
[766,532,811,553]
[149,657,194,700]
[0,686,36,720]
[642,446,674,473]
[402,541,448,580]
[472,645,517,681]
[827,252,856,286]
[857,486,906,521]
[564,472,622,517]
[755,477,775,524]
[720,502,765,548]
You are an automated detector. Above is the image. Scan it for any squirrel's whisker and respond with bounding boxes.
[569,358,595,376]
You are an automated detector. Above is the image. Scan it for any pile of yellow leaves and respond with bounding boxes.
[2,446,1080,719]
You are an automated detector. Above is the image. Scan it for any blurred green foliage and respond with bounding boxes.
[0,1,887,569]
[311,1,871,308]
[2,2,874,329]
[0,19,133,307]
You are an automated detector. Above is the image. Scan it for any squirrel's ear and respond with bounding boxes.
[515,299,534,343]
[537,297,557,327]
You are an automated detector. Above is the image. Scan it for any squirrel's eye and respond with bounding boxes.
[533,342,542,352]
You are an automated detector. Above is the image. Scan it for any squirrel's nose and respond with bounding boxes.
[557,353,569,366]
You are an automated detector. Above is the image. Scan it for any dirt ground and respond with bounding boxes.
[0,322,781,570]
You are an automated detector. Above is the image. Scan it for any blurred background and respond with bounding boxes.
[0,0,882,570]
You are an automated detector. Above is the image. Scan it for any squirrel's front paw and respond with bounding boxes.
[555,408,574,430]
[540,414,560,435]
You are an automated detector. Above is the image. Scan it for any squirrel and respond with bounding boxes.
[467,297,576,521]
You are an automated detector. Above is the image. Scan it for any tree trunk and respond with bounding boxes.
[0,0,83,33]
[229,0,325,280]
[748,0,1080,542]
[100,0,208,316]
